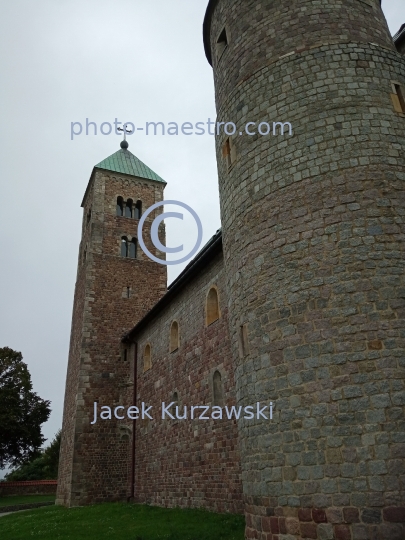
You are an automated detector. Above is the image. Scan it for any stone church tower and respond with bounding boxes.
[56,141,167,506]
[204,0,405,539]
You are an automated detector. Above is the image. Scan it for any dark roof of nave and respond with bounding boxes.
[122,228,223,343]
[394,24,405,47]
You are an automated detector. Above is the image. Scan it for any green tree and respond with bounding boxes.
[41,429,61,478]
[5,430,61,481]
[0,347,51,469]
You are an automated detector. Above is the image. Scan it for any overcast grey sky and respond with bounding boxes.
[0,1,403,475]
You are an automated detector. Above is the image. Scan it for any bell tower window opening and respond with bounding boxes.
[116,197,123,216]
[125,199,133,218]
[129,239,137,259]
[121,237,128,257]
[134,200,142,220]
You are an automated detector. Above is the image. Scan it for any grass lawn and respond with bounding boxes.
[0,502,245,540]
[0,494,55,507]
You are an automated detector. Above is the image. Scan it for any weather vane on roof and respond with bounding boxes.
[118,124,133,149]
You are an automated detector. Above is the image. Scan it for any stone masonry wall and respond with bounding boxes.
[132,251,244,514]
[57,168,167,506]
[57,178,94,506]
[208,0,394,114]
[206,0,405,538]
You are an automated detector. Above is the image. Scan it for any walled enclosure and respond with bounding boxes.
[205,0,405,539]
[126,243,244,514]
[57,156,167,507]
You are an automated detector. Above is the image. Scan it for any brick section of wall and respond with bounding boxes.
[57,167,167,507]
[207,0,405,538]
[132,252,243,514]
[0,481,57,497]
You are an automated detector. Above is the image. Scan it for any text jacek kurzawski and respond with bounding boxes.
[90,402,273,424]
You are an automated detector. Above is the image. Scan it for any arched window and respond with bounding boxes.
[213,370,224,407]
[121,236,128,257]
[134,200,142,219]
[206,287,220,325]
[116,197,123,216]
[129,238,137,259]
[144,344,151,372]
[125,199,133,218]
[170,321,179,353]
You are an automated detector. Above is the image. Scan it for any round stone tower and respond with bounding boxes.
[204,1,405,538]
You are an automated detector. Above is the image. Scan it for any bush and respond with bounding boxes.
[5,430,61,481]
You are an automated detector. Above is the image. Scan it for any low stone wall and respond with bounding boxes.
[0,481,57,497]
[0,501,54,513]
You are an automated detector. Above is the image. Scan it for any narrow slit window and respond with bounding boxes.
[171,392,179,418]
[213,370,224,407]
[391,82,405,113]
[121,237,128,257]
[170,321,179,353]
[126,287,131,298]
[116,197,123,216]
[206,287,220,325]
[238,324,249,358]
[144,344,151,372]
[216,28,228,60]
[223,138,236,169]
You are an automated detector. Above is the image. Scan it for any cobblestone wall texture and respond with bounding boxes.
[206,0,405,538]
[133,252,243,514]
[57,168,167,506]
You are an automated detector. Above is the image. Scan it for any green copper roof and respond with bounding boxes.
[95,147,165,183]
